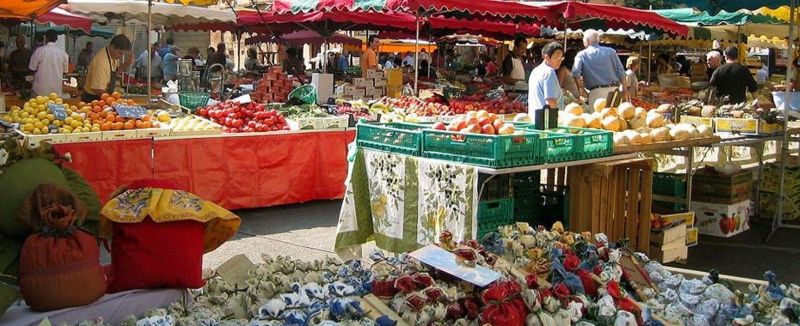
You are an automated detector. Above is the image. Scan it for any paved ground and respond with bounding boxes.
[204,200,800,284]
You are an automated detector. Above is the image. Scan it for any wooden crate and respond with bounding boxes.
[568,157,654,252]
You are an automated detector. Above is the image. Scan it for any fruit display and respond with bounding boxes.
[275,104,330,119]
[447,94,527,115]
[560,100,713,147]
[196,101,289,133]
[165,115,222,135]
[377,96,452,117]
[431,110,518,135]
[1,92,162,135]
[251,67,294,103]
[333,100,378,121]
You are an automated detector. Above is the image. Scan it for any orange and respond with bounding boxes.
[140,121,152,128]
[78,101,86,107]
[112,122,123,130]
[135,120,143,128]
[141,116,152,122]
[115,116,125,123]
[98,111,107,118]
[112,91,122,99]
[100,93,109,100]
[127,99,136,105]
[100,122,112,131]
[91,100,99,107]
[92,106,102,113]
[123,121,135,130]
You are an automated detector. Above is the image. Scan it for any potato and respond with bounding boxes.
[618,102,636,120]
[565,103,583,116]
[602,116,621,131]
[594,98,607,112]
[646,114,665,128]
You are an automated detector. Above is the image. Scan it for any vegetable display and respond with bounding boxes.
[197,101,289,133]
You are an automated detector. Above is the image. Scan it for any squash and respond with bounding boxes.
[600,107,618,118]
[564,114,586,128]
[646,114,665,128]
[629,116,647,129]
[634,107,647,119]
[618,102,636,120]
[613,132,630,146]
[697,124,713,137]
[565,103,583,116]
[593,98,607,112]
[640,132,653,144]
[584,114,602,129]
[618,118,628,131]
[651,127,670,142]
[602,116,621,131]
[624,130,643,145]
[669,127,690,141]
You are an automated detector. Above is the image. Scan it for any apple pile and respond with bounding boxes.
[446,97,526,115]
[196,101,289,133]
[431,110,517,135]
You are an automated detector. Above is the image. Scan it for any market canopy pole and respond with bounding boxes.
[148,0,152,100]
[414,15,420,95]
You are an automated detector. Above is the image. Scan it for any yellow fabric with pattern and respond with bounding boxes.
[100,187,240,253]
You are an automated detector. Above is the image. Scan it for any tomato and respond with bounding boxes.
[197,108,208,117]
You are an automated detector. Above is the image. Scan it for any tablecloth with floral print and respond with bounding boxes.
[335,148,478,258]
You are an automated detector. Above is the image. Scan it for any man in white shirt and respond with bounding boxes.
[29,30,68,97]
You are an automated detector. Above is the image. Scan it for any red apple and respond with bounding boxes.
[481,124,496,135]
[432,122,447,130]
[492,120,504,131]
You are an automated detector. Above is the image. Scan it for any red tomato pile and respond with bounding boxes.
[447,95,526,115]
[197,101,289,133]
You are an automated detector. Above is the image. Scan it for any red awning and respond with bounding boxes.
[426,16,540,38]
[522,1,689,36]
[271,0,408,14]
[412,0,551,22]
[0,0,62,20]
[245,30,362,47]
[36,7,93,34]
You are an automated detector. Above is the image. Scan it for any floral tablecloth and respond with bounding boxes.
[335,148,479,258]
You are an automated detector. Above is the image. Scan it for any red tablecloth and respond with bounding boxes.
[55,139,155,202]
[53,130,355,209]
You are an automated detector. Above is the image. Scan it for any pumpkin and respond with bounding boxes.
[565,103,583,116]
[646,114,665,128]
[618,102,636,120]
[602,116,621,131]
[593,98,607,112]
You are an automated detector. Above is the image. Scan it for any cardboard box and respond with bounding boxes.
[351,88,366,97]
[715,118,781,134]
[649,244,688,263]
[692,200,751,237]
[686,227,699,246]
[368,70,385,79]
[692,171,753,204]
[655,211,695,227]
[354,78,373,88]
[680,115,714,128]
[650,221,688,247]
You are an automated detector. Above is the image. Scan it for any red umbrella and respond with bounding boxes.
[36,7,93,34]
[521,1,689,36]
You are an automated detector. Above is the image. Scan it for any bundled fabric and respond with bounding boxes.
[17,183,106,311]
[100,179,240,293]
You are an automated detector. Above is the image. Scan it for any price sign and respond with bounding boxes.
[47,103,68,121]
[114,104,148,119]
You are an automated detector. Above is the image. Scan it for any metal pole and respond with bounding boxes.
[147,0,152,100]
[414,16,420,95]
[648,41,652,83]
[564,20,568,49]
[768,0,798,242]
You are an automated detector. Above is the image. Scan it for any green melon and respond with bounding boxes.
[0,158,70,238]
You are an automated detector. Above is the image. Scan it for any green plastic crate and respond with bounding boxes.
[356,122,428,156]
[422,130,541,168]
[552,126,614,159]
[477,198,515,238]
[178,91,210,111]
[512,171,542,194]
[479,174,512,201]
[512,185,570,228]
[537,130,580,163]
[653,172,687,196]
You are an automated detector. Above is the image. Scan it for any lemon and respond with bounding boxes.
[157,113,170,122]
[48,93,58,100]
[37,104,46,112]
[20,112,30,119]
[91,126,100,132]
[33,121,44,129]
[70,105,78,111]
[71,121,82,128]
[64,117,74,125]
[66,109,73,115]
[41,119,50,126]
[0,115,11,123]
[32,128,42,135]
[36,112,47,120]
[46,114,54,121]
[22,107,32,114]
[55,98,64,104]
[82,127,90,132]
[36,97,46,105]
[92,123,100,128]
[22,123,34,132]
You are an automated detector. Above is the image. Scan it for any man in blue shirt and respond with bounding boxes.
[157,37,174,59]
[572,30,627,111]
[529,42,564,115]
[162,46,180,82]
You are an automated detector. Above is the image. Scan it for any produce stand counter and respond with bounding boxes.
[335,148,640,258]
[54,129,355,210]
[651,126,800,213]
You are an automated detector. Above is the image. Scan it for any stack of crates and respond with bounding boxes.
[477,174,514,238]
[652,172,687,212]
[512,171,542,224]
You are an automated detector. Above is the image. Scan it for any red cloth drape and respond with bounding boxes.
[53,131,355,209]
[54,139,154,202]
[152,131,354,210]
